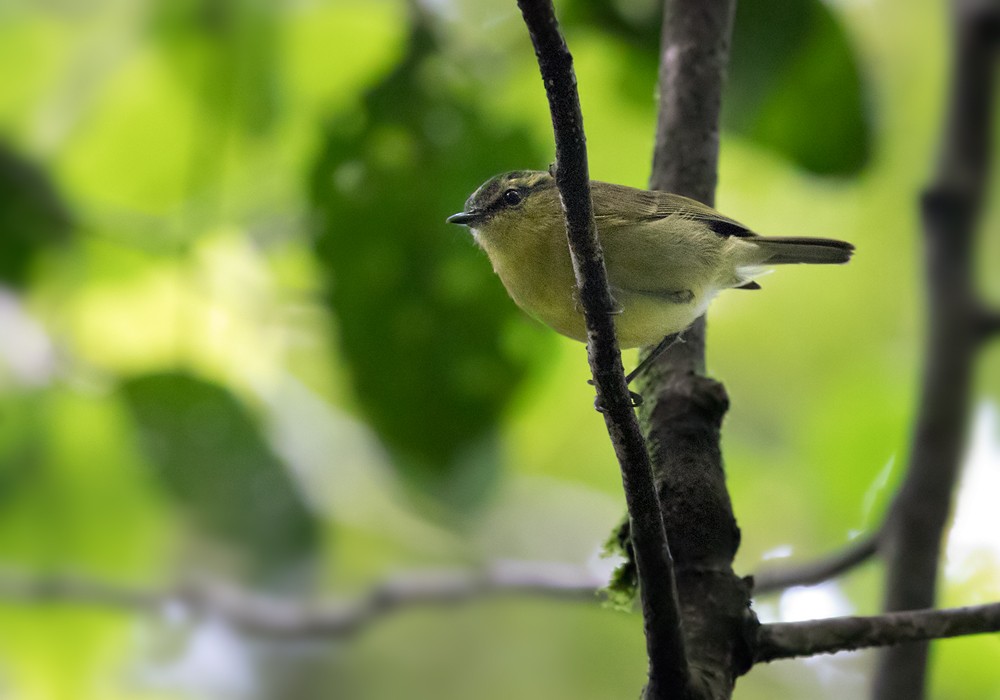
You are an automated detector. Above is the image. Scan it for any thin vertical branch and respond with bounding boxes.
[873,4,1000,699]
[647,0,737,375]
[652,2,733,205]
[637,1,753,698]
[515,1,691,697]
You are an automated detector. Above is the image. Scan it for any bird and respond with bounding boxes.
[447,169,854,354]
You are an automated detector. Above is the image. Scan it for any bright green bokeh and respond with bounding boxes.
[0,0,995,698]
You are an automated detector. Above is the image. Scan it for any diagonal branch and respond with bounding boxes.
[515,2,690,697]
[756,601,1000,663]
[0,562,602,638]
[752,534,880,596]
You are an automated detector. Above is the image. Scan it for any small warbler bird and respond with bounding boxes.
[448,170,854,350]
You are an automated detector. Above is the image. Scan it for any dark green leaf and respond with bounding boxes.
[120,372,319,575]
[724,0,871,175]
[559,0,872,176]
[309,20,551,506]
[0,143,73,288]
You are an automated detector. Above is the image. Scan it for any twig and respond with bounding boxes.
[515,2,691,697]
[752,534,880,596]
[0,562,603,638]
[756,602,1000,663]
[874,4,1000,698]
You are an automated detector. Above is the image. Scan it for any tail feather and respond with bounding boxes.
[753,236,855,265]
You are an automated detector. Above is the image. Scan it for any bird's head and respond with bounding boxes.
[446,170,561,248]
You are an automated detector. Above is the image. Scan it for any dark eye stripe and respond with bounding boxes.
[467,172,555,217]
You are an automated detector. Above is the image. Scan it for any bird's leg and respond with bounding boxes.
[589,332,685,411]
[588,293,683,411]
[593,388,644,412]
[624,331,685,384]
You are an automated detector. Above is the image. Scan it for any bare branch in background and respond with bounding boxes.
[515,1,691,696]
[752,534,880,596]
[976,306,1000,341]
[0,563,602,638]
[756,602,1000,663]
[874,4,1000,698]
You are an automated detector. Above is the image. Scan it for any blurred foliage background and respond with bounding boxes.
[0,0,998,698]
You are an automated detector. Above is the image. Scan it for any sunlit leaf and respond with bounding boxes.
[0,387,168,700]
[309,18,551,506]
[0,386,167,570]
[0,391,44,512]
[148,0,279,137]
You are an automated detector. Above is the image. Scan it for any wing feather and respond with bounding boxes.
[591,182,754,238]
[588,182,752,297]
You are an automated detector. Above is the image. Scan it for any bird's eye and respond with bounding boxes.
[503,189,522,206]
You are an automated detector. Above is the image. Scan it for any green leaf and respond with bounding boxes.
[309,19,551,506]
[0,143,72,288]
[0,390,45,512]
[724,0,871,176]
[0,386,169,571]
[559,0,872,176]
[120,372,319,576]
[148,0,279,137]
[143,0,281,213]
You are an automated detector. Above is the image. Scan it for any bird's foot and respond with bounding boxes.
[588,379,643,411]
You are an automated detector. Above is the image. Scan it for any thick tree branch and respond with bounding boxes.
[0,562,602,638]
[752,534,880,596]
[756,602,1000,663]
[637,1,751,698]
[515,2,690,697]
[874,4,1000,698]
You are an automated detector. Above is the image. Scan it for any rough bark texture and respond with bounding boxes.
[516,1,691,697]
[873,5,1000,699]
[638,1,755,697]
[758,602,1000,663]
